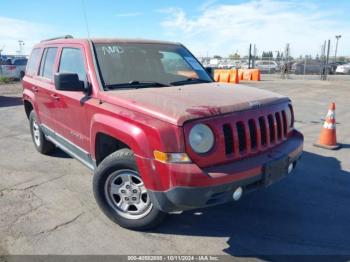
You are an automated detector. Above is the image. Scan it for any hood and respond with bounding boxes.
[104,83,289,126]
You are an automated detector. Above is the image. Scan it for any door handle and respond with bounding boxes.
[50,94,60,101]
[31,86,39,93]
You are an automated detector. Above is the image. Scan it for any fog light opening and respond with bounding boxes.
[233,187,243,201]
[288,163,294,174]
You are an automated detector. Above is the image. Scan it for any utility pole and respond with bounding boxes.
[320,41,326,79]
[251,44,256,69]
[281,43,290,79]
[18,40,25,56]
[325,39,330,78]
[334,35,341,63]
[248,44,252,69]
[321,40,330,80]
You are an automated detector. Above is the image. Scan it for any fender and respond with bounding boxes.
[22,89,40,120]
[90,113,169,189]
[90,113,154,160]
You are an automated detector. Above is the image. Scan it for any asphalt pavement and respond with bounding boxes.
[0,77,349,260]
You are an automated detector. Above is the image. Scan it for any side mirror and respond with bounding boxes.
[205,67,214,78]
[54,73,85,92]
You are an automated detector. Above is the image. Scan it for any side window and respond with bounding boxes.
[59,48,86,81]
[39,47,58,79]
[26,48,41,76]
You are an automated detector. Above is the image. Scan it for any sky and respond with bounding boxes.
[0,0,349,57]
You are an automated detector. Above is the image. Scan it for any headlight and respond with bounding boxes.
[189,124,214,154]
[286,104,294,128]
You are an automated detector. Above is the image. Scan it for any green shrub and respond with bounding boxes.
[0,76,11,84]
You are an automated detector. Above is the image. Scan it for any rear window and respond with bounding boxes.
[13,59,27,65]
[39,47,58,79]
[26,49,41,76]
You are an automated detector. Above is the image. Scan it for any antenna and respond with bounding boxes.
[81,0,91,38]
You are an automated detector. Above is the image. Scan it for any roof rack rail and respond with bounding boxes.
[41,35,73,42]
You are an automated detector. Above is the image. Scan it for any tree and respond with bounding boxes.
[276,51,281,60]
[338,56,346,62]
[229,52,240,60]
[262,51,273,60]
[213,55,222,59]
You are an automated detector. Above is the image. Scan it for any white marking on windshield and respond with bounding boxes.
[101,45,124,55]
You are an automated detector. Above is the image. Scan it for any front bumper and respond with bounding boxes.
[144,130,303,212]
[336,68,350,74]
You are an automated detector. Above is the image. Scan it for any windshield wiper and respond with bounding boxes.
[170,78,212,86]
[106,80,170,90]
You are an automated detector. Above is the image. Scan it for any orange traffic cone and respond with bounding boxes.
[314,102,341,150]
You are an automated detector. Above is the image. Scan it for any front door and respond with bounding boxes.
[49,45,91,152]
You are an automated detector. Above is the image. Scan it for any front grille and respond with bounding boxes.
[222,108,289,157]
[184,102,293,168]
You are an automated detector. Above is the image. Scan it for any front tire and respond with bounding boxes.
[29,111,55,155]
[93,148,166,230]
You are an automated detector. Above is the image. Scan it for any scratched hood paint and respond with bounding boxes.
[105,83,289,126]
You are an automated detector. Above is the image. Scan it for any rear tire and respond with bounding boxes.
[29,111,55,155]
[93,148,166,230]
[19,71,25,80]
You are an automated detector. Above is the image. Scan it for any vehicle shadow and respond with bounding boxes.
[339,143,350,149]
[50,148,72,159]
[153,151,350,259]
[0,96,22,107]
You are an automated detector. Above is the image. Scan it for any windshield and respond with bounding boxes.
[93,42,212,90]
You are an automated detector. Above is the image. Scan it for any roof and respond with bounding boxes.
[91,38,180,45]
[38,37,180,46]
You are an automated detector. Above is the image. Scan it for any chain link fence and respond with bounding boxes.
[199,56,350,81]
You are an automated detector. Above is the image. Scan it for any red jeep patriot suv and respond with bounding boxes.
[22,36,303,229]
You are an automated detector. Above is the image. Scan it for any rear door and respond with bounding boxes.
[50,45,90,151]
[35,47,59,129]
[23,47,59,129]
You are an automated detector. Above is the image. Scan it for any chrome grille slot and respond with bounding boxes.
[275,112,282,141]
[282,110,288,136]
[223,124,234,155]
[248,119,257,150]
[236,121,246,152]
[267,114,275,144]
[259,116,267,146]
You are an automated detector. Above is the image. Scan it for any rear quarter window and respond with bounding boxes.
[26,48,41,76]
[39,47,58,80]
